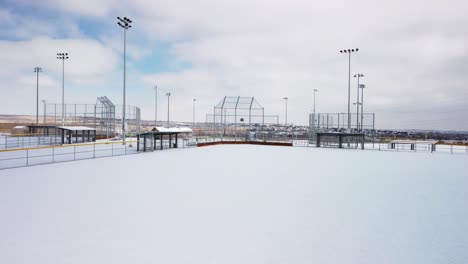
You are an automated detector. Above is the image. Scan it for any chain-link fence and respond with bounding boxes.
[293,138,468,155]
[43,98,140,138]
[0,134,61,150]
[2,132,466,170]
[0,136,200,170]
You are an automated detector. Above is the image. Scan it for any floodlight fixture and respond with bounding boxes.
[360,83,367,131]
[34,67,43,125]
[57,52,69,126]
[166,92,171,127]
[193,98,197,124]
[313,89,318,113]
[283,97,288,125]
[339,48,359,130]
[117,16,132,144]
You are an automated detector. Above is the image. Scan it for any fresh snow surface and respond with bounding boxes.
[1,145,468,264]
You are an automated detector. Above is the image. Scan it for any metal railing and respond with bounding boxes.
[292,139,468,155]
[0,137,200,170]
[2,135,466,171]
[0,134,61,150]
[192,135,468,155]
[0,140,141,170]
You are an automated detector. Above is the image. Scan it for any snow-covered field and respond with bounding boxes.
[1,145,467,264]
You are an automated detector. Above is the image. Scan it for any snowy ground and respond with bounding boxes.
[1,145,467,264]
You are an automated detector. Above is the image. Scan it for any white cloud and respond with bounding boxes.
[1,0,468,130]
[0,37,118,79]
[99,34,152,62]
[39,0,119,18]
[0,37,120,115]
[129,0,468,129]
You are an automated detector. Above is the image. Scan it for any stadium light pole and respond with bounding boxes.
[353,102,361,130]
[283,97,288,126]
[193,98,197,124]
[117,16,132,144]
[354,73,364,130]
[360,84,366,131]
[154,85,158,127]
[42,99,46,125]
[313,89,318,113]
[34,67,42,125]
[166,92,171,127]
[56,53,69,126]
[340,48,359,130]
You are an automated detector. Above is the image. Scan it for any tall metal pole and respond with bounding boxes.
[283,97,288,126]
[37,69,39,125]
[354,73,364,130]
[360,84,366,131]
[313,89,318,113]
[62,59,64,126]
[166,92,171,127]
[340,48,359,130]
[348,52,351,130]
[56,53,68,126]
[117,16,132,144]
[154,85,158,127]
[356,75,360,129]
[193,98,197,124]
[34,67,42,125]
[42,99,46,125]
[123,28,127,142]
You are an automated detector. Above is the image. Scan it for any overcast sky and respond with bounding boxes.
[0,0,467,130]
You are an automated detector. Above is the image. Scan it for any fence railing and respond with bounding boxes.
[192,136,468,155]
[0,137,200,170]
[292,139,468,155]
[0,140,141,170]
[0,134,62,150]
[2,136,466,170]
